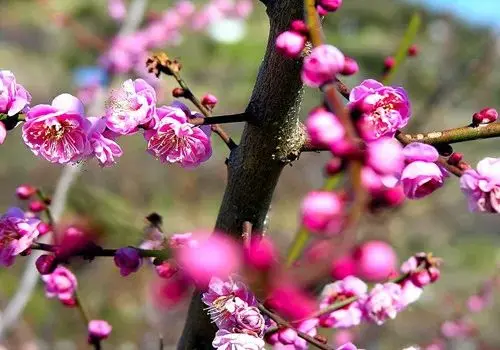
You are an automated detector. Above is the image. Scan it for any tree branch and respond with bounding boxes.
[177,0,306,348]
[401,122,500,145]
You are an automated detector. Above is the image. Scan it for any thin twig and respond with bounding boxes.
[401,123,500,145]
[257,304,333,350]
[242,221,253,249]
[189,113,248,126]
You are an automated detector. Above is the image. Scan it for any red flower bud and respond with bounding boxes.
[36,254,57,275]
[172,87,185,98]
[341,56,359,76]
[407,44,419,57]
[472,107,498,125]
[16,184,37,200]
[29,200,46,213]
[290,20,308,35]
[383,56,395,72]
[447,152,463,166]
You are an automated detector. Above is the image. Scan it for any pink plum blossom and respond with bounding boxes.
[178,234,241,287]
[276,31,306,58]
[42,266,78,303]
[366,137,404,175]
[87,117,123,167]
[212,330,265,350]
[318,276,367,328]
[460,157,500,213]
[244,237,276,271]
[349,79,411,140]
[144,104,212,167]
[22,94,91,164]
[105,79,156,134]
[400,142,448,199]
[266,285,316,321]
[353,241,397,281]
[363,282,404,325]
[0,70,31,116]
[472,107,498,125]
[306,108,345,147]
[300,191,343,235]
[272,319,319,350]
[0,207,40,266]
[88,320,112,342]
[301,45,345,87]
[235,306,265,336]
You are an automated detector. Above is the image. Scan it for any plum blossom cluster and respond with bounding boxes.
[101,0,253,76]
[0,70,213,168]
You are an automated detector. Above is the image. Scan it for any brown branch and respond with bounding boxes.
[177,0,306,348]
[189,113,248,126]
[401,122,500,145]
[257,304,333,350]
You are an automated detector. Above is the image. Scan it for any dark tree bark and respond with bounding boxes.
[177,1,306,349]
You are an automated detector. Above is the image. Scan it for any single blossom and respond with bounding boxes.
[276,31,306,58]
[400,143,448,199]
[235,306,265,336]
[300,191,344,235]
[349,79,411,140]
[301,45,345,88]
[87,117,123,167]
[0,207,40,266]
[42,266,78,302]
[212,329,265,350]
[144,103,212,167]
[202,277,257,329]
[363,282,404,325]
[319,276,367,328]
[366,137,404,176]
[460,157,500,213]
[88,320,112,342]
[0,70,31,116]
[22,94,91,164]
[271,319,319,350]
[105,78,156,134]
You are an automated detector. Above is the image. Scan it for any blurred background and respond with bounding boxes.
[1,0,500,349]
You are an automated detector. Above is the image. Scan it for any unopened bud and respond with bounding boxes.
[324,158,343,176]
[447,152,463,166]
[29,200,46,213]
[407,44,419,57]
[16,184,37,200]
[172,88,185,98]
[472,107,498,125]
[201,93,218,109]
[38,222,52,235]
[341,56,359,76]
[290,20,308,35]
[36,254,57,275]
[383,56,395,72]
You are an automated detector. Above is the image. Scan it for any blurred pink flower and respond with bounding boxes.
[276,31,306,58]
[330,255,356,280]
[363,282,404,325]
[105,79,156,134]
[349,79,411,140]
[244,237,276,271]
[336,344,358,350]
[273,319,319,350]
[42,266,78,303]
[88,320,112,342]
[353,241,397,281]
[366,137,404,176]
[87,117,122,167]
[0,207,40,266]
[301,45,345,87]
[108,0,126,21]
[212,330,265,350]
[317,0,343,12]
[178,234,241,287]
[460,157,500,213]
[306,108,345,147]
[318,276,367,328]
[0,70,31,116]
[266,285,316,321]
[400,143,447,199]
[144,104,212,167]
[300,191,343,235]
[22,94,91,164]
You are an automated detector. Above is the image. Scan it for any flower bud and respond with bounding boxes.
[244,237,276,271]
[447,152,463,166]
[276,31,306,58]
[88,320,112,342]
[383,56,395,72]
[38,222,52,235]
[201,93,218,109]
[316,5,328,16]
[353,241,397,281]
[324,158,343,176]
[301,45,345,87]
[35,254,57,275]
[290,20,308,35]
[410,269,431,288]
[472,107,498,125]
[407,44,419,57]
[300,191,343,235]
[16,184,37,200]
[29,200,46,213]
[428,266,440,282]
[114,247,142,277]
[317,0,342,12]
[341,56,359,76]
[172,87,185,98]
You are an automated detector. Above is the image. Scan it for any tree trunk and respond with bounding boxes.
[177,1,305,348]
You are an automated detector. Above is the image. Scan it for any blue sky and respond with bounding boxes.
[410,0,500,27]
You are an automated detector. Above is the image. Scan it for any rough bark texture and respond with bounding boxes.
[177,1,305,349]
